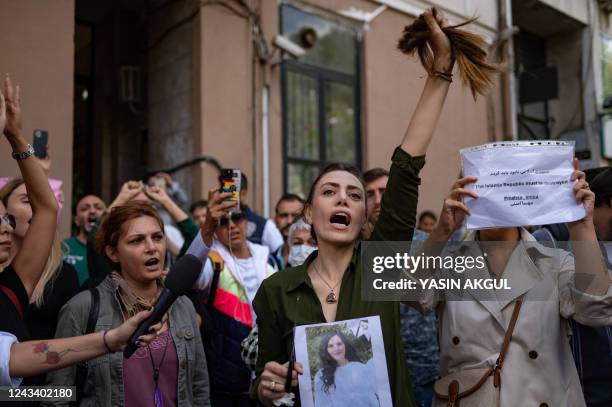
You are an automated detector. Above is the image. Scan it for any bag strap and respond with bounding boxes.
[0,285,24,319]
[436,299,523,404]
[85,288,100,334]
[207,251,224,305]
[268,251,284,272]
[72,288,100,406]
[492,299,523,388]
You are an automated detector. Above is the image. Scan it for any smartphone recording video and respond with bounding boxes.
[220,169,241,214]
[33,129,49,159]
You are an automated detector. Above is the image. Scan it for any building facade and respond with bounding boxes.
[0,0,609,238]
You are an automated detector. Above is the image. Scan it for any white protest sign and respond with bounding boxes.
[460,140,585,230]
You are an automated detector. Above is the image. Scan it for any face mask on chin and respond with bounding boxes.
[288,244,317,267]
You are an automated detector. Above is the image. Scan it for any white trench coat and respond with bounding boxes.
[412,229,612,407]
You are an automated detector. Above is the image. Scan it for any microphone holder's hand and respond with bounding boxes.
[106,310,157,353]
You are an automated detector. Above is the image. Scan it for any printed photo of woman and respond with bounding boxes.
[313,330,379,407]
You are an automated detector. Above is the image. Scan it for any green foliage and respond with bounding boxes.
[603,35,612,100]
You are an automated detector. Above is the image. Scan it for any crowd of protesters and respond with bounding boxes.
[0,8,611,407]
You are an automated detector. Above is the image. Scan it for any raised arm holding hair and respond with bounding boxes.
[371,9,454,244]
[399,10,453,157]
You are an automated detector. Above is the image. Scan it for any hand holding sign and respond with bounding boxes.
[433,176,479,239]
[569,158,595,226]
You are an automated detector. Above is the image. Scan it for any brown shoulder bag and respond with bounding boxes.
[433,300,523,407]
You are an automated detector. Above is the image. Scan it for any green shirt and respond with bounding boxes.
[253,147,425,407]
[177,217,199,257]
[62,236,89,286]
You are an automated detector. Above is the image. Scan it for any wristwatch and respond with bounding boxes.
[11,144,35,161]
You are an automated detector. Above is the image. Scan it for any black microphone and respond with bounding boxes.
[123,254,203,358]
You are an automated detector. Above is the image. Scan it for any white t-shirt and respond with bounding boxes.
[234,257,261,304]
[164,224,185,250]
[261,220,284,253]
[0,332,22,387]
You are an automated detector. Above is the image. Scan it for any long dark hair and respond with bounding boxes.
[397,8,503,99]
[304,163,366,243]
[318,330,362,394]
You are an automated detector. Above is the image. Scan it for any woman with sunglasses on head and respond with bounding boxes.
[0,75,58,344]
[0,176,80,392]
[187,192,278,406]
[0,144,79,347]
[0,211,16,268]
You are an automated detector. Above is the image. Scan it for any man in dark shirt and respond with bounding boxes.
[190,199,208,228]
[272,193,304,269]
[532,168,612,407]
[233,172,284,252]
[573,168,612,407]
[363,167,440,407]
[399,230,440,407]
[62,194,106,286]
[363,168,389,228]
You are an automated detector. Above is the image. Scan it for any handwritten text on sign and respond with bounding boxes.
[460,141,585,229]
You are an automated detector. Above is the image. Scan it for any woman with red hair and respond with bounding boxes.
[44,202,209,407]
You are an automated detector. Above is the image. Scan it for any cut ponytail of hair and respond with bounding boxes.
[397,8,503,99]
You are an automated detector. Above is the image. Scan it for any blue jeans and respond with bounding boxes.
[414,382,434,407]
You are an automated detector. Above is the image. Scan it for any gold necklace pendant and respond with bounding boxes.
[326,291,337,304]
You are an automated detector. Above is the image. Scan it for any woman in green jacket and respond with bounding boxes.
[253,9,455,407]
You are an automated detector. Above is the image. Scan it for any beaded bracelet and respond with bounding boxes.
[430,70,453,82]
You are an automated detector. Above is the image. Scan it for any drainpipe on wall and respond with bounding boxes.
[583,0,600,166]
[500,0,519,140]
[262,83,270,217]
